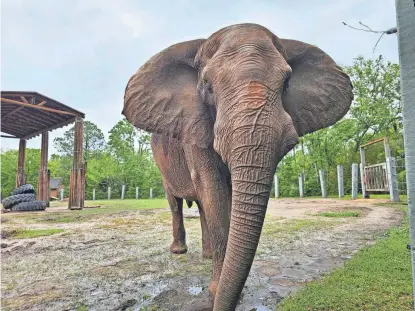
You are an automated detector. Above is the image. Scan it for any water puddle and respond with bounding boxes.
[187,286,203,295]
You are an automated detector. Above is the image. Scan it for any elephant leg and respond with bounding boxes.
[167,191,187,254]
[190,166,231,298]
[196,200,212,259]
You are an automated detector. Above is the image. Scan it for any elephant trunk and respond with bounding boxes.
[213,104,288,310]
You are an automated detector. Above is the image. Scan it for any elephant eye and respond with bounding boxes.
[283,76,290,94]
[207,84,213,93]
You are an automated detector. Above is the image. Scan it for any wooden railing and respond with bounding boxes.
[364,163,389,192]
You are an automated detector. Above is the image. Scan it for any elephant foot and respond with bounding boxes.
[170,242,188,254]
[202,248,213,259]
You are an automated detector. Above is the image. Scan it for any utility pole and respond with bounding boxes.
[395,0,415,303]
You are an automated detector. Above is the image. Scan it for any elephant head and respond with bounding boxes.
[123,23,353,310]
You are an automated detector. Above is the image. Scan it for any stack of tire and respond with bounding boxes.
[1,184,46,212]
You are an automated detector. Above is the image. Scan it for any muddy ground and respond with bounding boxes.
[1,198,403,311]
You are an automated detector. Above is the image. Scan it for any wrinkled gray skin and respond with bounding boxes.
[151,135,213,258]
[123,23,353,311]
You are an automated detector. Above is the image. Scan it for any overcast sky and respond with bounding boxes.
[1,0,398,155]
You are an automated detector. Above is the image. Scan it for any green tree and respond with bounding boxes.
[53,120,106,166]
[344,55,401,151]
[1,149,40,197]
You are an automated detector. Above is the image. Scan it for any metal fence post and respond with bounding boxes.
[298,174,304,198]
[337,165,344,198]
[92,189,95,201]
[274,175,279,198]
[60,189,64,201]
[121,185,125,200]
[351,163,358,199]
[108,187,111,200]
[386,157,400,202]
[150,188,153,199]
[319,170,327,198]
[136,187,139,199]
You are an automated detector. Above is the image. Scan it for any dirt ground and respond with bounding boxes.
[1,198,403,311]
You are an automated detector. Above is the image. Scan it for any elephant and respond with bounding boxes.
[123,23,353,310]
[152,135,213,257]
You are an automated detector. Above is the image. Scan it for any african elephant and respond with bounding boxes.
[123,23,353,310]
[152,135,213,257]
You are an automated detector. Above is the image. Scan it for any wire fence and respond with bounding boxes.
[272,156,406,199]
[56,159,407,201]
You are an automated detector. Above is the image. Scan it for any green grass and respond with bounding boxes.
[262,217,334,237]
[318,210,361,218]
[277,204,412,311]
[10,228,64,239]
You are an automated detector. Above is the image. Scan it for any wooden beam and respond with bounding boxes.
[360,137,386,148]
[16,139,26,187]
[1,96,46,121]
[69,117,85,210]
[23,117,77,140]
[1,134,19,139]
[1,98,78,116]
[37,132,49,206]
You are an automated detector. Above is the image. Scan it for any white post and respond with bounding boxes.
[387,157,400,202]
[136,187,139,199]
[60,189,64,201]
[108,187,111,200]
[298,174,304,198]
[351,163,358,199]
[150,188,153,199]
[360,163,367,198]
[274,175,279,198]
[319,170,327,198]
[360,147,369,198]
[337,165,344,198]
[121,185,125,200]
[92,189,95,201]
[396,0,415,302]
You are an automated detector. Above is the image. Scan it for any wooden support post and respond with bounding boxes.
[300,174,304,198]
[108,187,111,200]
[319,170,327,198]
[60,189,64,201]
[136,187,139,199]
[37,132,49,206]
[359,147,369,198]
[121,185,125,200]
[337,165,344,198]
[16,139,26,187]
[274,175,279,198]
[69,118,85,210]
[92,189,96,201]
[150,188,153,199]
[351,163,358,200]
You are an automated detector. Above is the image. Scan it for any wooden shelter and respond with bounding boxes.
[1,91,86,209]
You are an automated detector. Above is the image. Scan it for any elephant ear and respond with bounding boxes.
[123,39,214,147]
[281,39,353,137]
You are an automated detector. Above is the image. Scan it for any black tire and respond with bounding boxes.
[2,193,35,209]
[12,184,35,195]
[12,201,46,212]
